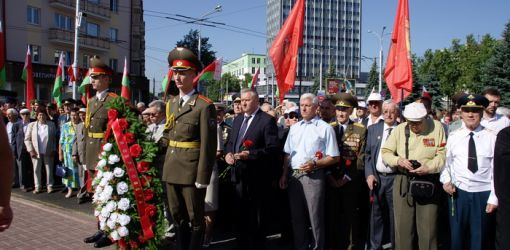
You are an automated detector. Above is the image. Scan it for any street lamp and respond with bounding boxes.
[311,47,332,91]
[198,5,222,61]
[368,26,387,93]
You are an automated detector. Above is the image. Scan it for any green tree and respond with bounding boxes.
[176,29,216,66]
[366,60,379,98]
[243,73,253,89]
[204,73,241,102]
[482,21,510,106]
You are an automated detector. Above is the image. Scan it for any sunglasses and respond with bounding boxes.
[283,112,299,119]
[407,120,422,126]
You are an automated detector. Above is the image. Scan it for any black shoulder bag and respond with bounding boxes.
[405,125,436,199]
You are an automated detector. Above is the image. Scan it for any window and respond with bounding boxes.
[27,6,40,25]
[252,67,255,74]
[252,58,255,64]
[109,28,118,42]
[109,58,118,72]
[55,13,73,30]
[83,54,90,68]
[257,58,260,64]
[54,50,72,65]
[29,45,41,63]
[86,22,100,37]
[110,0,119,12]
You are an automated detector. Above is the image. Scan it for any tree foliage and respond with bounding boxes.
[206,73,241,102]
[481,21,510,106]
[366,60,379,98]
[175,29,216,67]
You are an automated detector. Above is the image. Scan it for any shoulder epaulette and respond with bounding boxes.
[198,95,213,104]
[329,121,338,127]
[108,92,118,98]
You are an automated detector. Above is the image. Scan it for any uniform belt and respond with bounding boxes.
[88,132,105,139]
[377,171,396,176]
[291,169,308,175]
[168,140,200,149]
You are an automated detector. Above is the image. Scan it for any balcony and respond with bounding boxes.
[49,0,111,21]
[48,28,110,51]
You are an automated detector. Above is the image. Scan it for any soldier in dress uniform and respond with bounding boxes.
[327,93,368,250]
[82,56,117,248]
[163,47,217,250]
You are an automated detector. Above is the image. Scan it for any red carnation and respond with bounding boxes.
[138,235,146,243]
[137,161,150,173]
[345,159,352,166]
[370,195,375,204]
[125,132,135,144]
[129,240,139,249]
[140,175,153,187]
[107,109,118,120]
[144,189,155,201]
[117,239,128,249]
[242,139,254,149]
[145,204,157,217]
[118,118,129,130]
[315,151,323,160]
[129,144,142,158]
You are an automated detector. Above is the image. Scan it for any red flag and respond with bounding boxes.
[22,46,35,110]
[251,67,260,90]
[269,0,305,103]
[162,69,174,101]
[384,0,413,104]
[121,57,130,101]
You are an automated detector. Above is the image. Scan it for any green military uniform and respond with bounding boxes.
[381,113,446,250]
[326,93,368,250]
[163,47,217,250]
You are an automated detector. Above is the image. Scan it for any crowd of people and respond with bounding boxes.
[3,48,510,250]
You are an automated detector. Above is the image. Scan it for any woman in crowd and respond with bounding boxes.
[25,108,57,194]
[59,108,81,198]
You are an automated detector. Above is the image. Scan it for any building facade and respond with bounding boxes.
[222,53,267,82]
[1,0,149,104]
[266,0,362,98]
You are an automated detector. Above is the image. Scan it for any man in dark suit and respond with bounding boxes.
[11,109,33,192]
[365,100,398,250]
[163,47,217,250]
[82,56,116,248]
[495,126,510,250]
[225,88,279,249]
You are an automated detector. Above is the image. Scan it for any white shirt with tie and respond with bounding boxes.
[179,89,195,106]
[440,124,498,205]
[377,123,397,173]
[96,89,108,101]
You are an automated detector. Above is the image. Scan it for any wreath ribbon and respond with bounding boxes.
[111,119,154,241]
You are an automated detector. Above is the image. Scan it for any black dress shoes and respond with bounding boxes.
[94,235,113,248]
[84,230,104,243]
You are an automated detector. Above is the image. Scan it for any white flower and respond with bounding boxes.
[116,182,129,195]
[94,210,101,217]
[100,207,110,219]
[101,151,107,156]
[117,226,129,237]
[102,172,114,181]
[110,212,119,222]
[103,143,113,152]
[110,230,121,241]
[118,198,130,211]
[97,159,107,169]
[107,219,117,229]
[99,221,106,231]
[113,167,125,178]
[96,170,104,179]
[95,186,103,194]
[118,214,131,226]
[105,201,117,213]
[108,154,121,165]
[100,185,113,202]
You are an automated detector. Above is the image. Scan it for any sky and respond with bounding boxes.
[143,0,510,93]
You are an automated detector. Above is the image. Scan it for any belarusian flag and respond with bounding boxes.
[192,58,222,87]
[250,67,260,90]
[21,46,35,109]
[0,21,6,87]
[79,69,91,105]
[121,57,130,101]
[52,52,64,107]
[162,69,173,100]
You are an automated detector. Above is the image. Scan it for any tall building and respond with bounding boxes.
[266,0,361,86]
[0,0,149,103]
[222,53,267,82]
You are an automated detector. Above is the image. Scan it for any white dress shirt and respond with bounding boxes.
[481,113,510,133]
[366,115,384,128]
[96,88,109,101]
[440,124,498,205]
[179,89,196,106]
[6,121,15,144]
[37,122,49,155]
[376,123,397,173]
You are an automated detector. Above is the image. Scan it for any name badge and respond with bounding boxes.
[423,138,435,147]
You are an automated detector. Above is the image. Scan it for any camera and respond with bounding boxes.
[409,160,421,169]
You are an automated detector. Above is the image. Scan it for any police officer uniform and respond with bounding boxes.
[327,93,368,250]
[163,47,217,250]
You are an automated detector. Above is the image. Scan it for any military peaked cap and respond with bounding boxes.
[168,47,202,72]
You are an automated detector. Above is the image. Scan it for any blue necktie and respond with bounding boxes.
[235,115,252,152]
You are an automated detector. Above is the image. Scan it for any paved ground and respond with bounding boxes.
[0,187,289,250]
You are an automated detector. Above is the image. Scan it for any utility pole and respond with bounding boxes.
[368,26,386,93]
[72,0,84,99]
[152,77,155,99]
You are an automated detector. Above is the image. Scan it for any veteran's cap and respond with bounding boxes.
[89,56,113,76]
[168,47,202,72]
[457,94,489,109]
[331,93,358,108]
[403,102,428,122]
[62,98,75,106]
[357,101,367,109]
[233,97,241,103]
[367,92,383,102]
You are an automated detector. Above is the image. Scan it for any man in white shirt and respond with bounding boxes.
[441,94,498,250]
[363,92,384,128]
[6,109,19,188]
[481,88,510,133]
